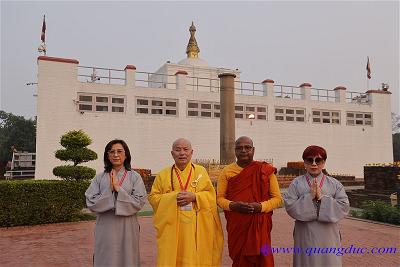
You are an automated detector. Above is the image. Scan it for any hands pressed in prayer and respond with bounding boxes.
[310,179,317,200]
[311,179,322,201]
[316,183,322,201]
[110,170,120,192]
[177,191,196,206]
[229,201,260,214]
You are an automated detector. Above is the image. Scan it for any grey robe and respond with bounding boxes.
[85,169,147,267]
[284,173,349,267]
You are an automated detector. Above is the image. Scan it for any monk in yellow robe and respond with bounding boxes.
[149,138,224,267]
[217,136,283,267]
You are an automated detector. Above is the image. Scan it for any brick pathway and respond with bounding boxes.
[1,208,399,267]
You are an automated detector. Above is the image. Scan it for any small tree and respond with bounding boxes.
[53,130,97,181]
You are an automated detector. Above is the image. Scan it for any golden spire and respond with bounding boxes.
[186,22,200,58]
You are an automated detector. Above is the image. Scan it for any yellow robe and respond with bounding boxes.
[149,162,224,267]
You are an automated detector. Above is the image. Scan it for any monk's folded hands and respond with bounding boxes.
[176,191,196,206]
[248,202,262,213]
[229,201,254,213]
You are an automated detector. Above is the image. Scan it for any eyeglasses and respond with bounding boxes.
[235,145,253,151]
[108,150,125,156]
[304,157,325,165]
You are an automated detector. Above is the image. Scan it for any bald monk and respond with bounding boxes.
[217,136,283,267]
[149,138,224,267]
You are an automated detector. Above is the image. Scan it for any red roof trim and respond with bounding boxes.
[175,70,188,75]
[125,65,136,70]
[37,56,79,64]
[262,79,275,84]
[299,83,312,87]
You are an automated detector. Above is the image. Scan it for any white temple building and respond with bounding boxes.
[35,23,393,179]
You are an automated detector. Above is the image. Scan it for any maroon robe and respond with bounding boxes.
[224,161,276,267]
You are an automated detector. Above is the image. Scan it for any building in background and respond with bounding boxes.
[35,23,393,179]
[5,151,36,179]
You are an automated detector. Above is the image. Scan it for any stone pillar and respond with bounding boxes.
[175,70,188,90]
[125,65,136,88]
[262,79,275,97]
[218,73,236,164]
[334,86,346,103]
[299,83,312,100]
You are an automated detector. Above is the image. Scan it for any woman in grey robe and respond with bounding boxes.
[85,139,147,267]
[284,145,349,267]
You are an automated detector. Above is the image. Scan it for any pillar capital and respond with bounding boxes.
[262,79,274,84]
[218,73,236,79]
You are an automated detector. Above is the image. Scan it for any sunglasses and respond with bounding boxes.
[304,157,325,165]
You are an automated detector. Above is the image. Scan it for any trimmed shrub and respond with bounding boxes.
[60,130,91,148]
[53,130,97,181]
[55,148,97,163]
[0,180,90,227]
[361,200,400,225]
[53,165,96,181]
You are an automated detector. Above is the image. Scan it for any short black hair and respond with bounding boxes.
[103,139,132,173]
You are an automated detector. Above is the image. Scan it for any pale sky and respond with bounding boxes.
[1,1,399,119]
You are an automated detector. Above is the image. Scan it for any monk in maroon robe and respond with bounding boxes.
[217,136,283,267]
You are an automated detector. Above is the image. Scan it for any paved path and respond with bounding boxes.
[1,208,399,267]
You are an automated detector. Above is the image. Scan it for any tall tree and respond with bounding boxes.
[0,110,36,166]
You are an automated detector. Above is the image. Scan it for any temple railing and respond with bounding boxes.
[76,65,371,105]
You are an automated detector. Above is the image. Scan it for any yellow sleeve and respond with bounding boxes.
[148,170,177,213]
[148,172,163,213]
[147,170,179,267]
[216,169,232,211]
[261,173,283,213]
[192,167,216,211]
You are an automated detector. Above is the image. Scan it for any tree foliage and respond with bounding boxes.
[53,130,97,181]
[0,111,36,175]
[60,130,92,149]
[392,112,400,133]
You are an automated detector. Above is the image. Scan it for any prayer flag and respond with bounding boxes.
[366,57,371,79]
[41,16,46,42]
